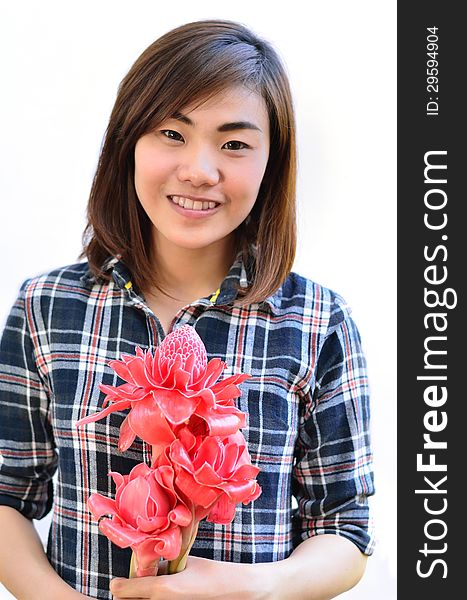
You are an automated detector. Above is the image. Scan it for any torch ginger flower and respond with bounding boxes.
[165,428,262,524]
[87,462,192,577]
[76,325,249,456]
[76,324,261,577]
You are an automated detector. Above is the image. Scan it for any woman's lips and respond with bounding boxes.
[167,195,222,219]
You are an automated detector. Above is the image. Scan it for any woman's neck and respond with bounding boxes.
[148,233,236,303]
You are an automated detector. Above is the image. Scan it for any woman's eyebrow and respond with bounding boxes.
[172,112,262,132]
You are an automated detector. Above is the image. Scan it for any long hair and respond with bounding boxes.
[81,19,297,307]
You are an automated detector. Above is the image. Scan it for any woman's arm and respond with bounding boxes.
[0,506,89,600]
[0,285,87,598]
[266,534,367,599]
[109,534,366,600]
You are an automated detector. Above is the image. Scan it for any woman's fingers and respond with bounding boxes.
[110,576,155,598]
[110,559,169,598]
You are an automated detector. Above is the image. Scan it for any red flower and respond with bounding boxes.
[76,325,249,454]
[165,428,262,524]
[88,462,191,577]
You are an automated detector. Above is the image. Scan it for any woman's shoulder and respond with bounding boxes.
[4,263,100,332]
[18,261,98,297]
[277,270,353,332]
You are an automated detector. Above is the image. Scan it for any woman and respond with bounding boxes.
[0,19,375,599]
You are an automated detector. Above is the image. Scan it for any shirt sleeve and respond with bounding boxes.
[291,298,375,555]
[0,279,58,519]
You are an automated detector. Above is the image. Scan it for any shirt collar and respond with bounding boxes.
[80,250,282,312]
[79,256,125,289]
[207,248,282,312]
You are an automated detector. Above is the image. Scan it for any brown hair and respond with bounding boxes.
[80,19,297,307]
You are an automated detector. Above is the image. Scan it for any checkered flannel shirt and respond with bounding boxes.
[0,251,375,598]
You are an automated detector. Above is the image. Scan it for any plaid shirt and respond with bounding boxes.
[0,251,375,599]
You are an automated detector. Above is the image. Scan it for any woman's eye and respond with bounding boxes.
[223,140,249,151]
[161,129,184,142]
[159,132,248,150]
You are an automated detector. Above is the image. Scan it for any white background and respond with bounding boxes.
[0,1,396,598]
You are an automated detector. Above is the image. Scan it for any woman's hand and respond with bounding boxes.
[65,592,97,599]
[109,536,367,600]
[110,555,275,600]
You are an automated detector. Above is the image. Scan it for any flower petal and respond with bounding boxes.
[247,481,262,503]
[218,478,261,503]
[118,476,151,526]
[196,404,246,436]
[151,525,183,560]
[158,356,181,388]
[212,383,244,401]
[169,438,197,473]
[108,359,135,384]
[232,463,261,480]
[146,470,172,516]
[136,514,169,533]
[153,464,176,493]
[99,517,146,548]
[135,346,146,359]
[132,539,162,577]
[168,503,192,527]
[153,389,200,425]
[172,368,192,390]
[192,436,224,471]
[175,467,221,508]
[197,358,225,388]
[177,426,197,453]
[128,400,176,448]
[127,462,152,480]
[216,441,239,477]
[151,347,162,381]
[100,382,146,402]
[194,462,223,486]
[211,373,250,390]
[87,493,117,519]
[188,387,216,408]
[118,415,137,452]
[206,493,237,524]
[75,399,130,427]
[124,356,151,387]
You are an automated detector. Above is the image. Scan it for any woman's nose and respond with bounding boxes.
[177,147,220,187]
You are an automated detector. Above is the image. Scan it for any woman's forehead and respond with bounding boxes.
[173,85,268,124]
[179,85,266,114]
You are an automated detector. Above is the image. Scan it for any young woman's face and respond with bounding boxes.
[134,86,270,256]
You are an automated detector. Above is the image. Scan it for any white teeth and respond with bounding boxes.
[170,196,219,211]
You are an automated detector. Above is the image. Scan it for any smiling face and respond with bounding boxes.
[134,86,270,259]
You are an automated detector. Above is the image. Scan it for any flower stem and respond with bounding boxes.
[168,520,199,574]
[129,551,137,578]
